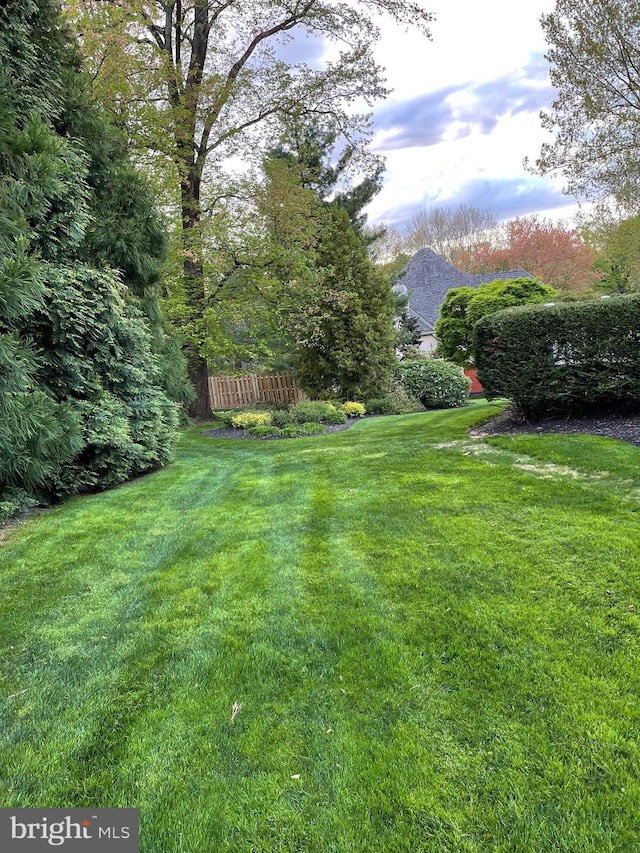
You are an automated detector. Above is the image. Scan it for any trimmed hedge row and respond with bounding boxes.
[475,294,640,417]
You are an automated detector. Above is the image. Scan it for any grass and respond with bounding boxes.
[1,400,640,852]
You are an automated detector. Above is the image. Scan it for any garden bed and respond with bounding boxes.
[471,406,640,447]
[203,417,360,440]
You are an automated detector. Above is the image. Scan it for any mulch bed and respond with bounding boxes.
[470,407,640,448]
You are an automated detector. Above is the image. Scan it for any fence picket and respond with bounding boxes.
[208,373,305,410]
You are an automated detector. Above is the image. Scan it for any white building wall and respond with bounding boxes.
[419,334,438,353]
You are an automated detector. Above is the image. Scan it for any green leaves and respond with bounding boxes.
[475,293,640,417]
[435,278,557,368]
[294,206,396,400]
[535,0,640,205]
[394,357,470,409]
[0,0,181,516]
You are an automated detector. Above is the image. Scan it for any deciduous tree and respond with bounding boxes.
[402,204,498,262]
[533,0,640,206]
[434,277,557,368]
[454,216,599,291]
[64,0,432,416]
[581,208,640,292]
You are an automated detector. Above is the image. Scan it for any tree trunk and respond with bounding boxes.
[188,357,211,419]
[181,172,211,419]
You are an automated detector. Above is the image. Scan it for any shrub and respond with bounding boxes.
[324,407,347,425]
[300,421,326,435]
[387,382,424,413]
[366,384,423,416]
[230,411,273,429]
[475,293,640,418]
[0,488,37,525]
[365,397,396,415]
[36,268,179,497]
[280,424,307,438]
[0,7,181,515]
[342,401,366,417]
[247,425,282,437]
[213,410,235,427]
[291,400,338,423]
[279,422,327,438]
[434,278,557,368]
[394,359,470,409]
[271,409,295,428]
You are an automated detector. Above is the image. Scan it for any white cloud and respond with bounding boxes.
[362,0,575,228]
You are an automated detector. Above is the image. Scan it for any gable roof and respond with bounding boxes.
[394,248,533,334]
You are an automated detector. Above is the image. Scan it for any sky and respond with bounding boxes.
[357,0,583,233]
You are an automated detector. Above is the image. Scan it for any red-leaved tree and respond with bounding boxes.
[452,216,599,291]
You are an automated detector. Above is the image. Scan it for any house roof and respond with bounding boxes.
[393,248,533,334]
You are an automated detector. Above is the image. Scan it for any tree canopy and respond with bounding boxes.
[581,208,640,292]
[293,206,396,399]
[434,277,558,368]
[533,0,640,206]
[401,204,498,263]
[64,0,432,414]
[452,216,599,291]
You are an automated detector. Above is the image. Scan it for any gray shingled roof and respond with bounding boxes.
[393,248,533,334]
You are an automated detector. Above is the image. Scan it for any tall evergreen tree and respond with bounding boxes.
[0,0,181,519]
[271,119,385,239]
[294,205,396,399]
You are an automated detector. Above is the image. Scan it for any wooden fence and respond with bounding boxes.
[208,372,306,410]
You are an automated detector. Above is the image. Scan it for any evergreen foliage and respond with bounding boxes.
[272,119,385,239]
[0,0,180,518]
[294,206,397,400]
[475,294,640,417]
[51,42,192,405]
[396,310,423,355]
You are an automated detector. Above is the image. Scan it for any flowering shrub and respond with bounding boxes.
[342,401,366,417]
[394,358,470,409]
[230,411,273,429]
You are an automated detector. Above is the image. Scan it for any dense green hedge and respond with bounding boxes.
[0,0,180,521]
[475,294,640,417]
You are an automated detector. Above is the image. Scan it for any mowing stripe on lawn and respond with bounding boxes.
[1,402,639,851]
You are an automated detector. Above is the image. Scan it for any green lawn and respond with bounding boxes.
[1,401,640,852]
